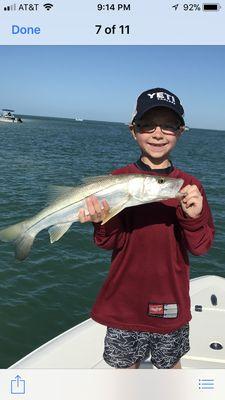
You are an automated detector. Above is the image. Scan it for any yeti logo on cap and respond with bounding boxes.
[147,91,176,105]
[131,87,185,125]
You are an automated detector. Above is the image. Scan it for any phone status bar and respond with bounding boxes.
[0,1,224,44]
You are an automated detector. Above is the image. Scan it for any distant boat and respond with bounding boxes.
[74,117,83,122]
[0,109,23,123]
[185,126,190,131]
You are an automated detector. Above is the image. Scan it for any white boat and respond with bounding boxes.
[74,117,83,122]
[9,275,225,369]
[0,109,23,123]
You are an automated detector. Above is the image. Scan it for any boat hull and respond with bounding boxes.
[0,117,22,123]
[0,117,15,123]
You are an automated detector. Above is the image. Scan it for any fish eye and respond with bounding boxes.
[157,177,165,184]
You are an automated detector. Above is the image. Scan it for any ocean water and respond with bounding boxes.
[0,116,224,367]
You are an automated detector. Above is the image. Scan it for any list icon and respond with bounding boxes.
[198,378,215,390]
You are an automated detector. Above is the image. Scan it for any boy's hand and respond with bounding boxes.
[179,185,203,219]
[78,195,110,223]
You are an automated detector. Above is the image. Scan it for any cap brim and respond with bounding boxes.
[133,103,185,125]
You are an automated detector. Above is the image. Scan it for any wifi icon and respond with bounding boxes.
[43,3,53,10]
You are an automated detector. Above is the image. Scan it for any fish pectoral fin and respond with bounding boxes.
[101,197,129,225]
[48,223,72,244]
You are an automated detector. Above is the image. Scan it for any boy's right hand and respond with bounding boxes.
[78,195,110,223]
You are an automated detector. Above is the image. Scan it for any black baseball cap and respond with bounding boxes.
[132,88,185,125]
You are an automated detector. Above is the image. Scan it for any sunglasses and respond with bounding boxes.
[134,123,182,136]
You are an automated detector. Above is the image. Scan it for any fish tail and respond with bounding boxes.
[0,220,35,261]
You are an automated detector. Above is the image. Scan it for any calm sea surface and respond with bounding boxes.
[0,116,224,367]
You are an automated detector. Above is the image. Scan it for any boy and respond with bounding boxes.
[78,88,214,369]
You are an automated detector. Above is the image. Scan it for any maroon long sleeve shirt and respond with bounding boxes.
[90,160,215,333]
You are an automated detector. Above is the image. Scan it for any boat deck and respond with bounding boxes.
[9,276,225,369]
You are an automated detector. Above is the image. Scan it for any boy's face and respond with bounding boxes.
[130,107,184,163]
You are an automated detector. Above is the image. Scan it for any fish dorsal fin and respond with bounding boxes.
[47,175,113,204]
[48,222,72,243]
[47,185,76,205]
[81,174,113,184]
[101,196,130,225]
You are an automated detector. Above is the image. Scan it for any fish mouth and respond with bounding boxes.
[160,178,184,197]
[172,179,184,194]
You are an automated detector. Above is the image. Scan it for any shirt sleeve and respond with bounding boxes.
[176,185,215,256]
[93,214,126,250]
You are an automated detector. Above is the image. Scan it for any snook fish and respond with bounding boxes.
[0,174,184,261]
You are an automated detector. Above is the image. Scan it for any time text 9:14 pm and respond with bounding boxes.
[97,3,131,11]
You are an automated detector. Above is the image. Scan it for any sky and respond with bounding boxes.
[1,46,225,130]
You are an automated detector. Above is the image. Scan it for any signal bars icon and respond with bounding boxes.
[3,3,54,11]
[43,3,53,10]
[4,4,16,11]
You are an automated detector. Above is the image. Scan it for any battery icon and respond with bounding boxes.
[202,3,221,10]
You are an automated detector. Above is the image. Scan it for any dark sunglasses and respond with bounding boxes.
[133,123,182,136]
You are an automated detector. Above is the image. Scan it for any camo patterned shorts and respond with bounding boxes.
[103,323,190,369]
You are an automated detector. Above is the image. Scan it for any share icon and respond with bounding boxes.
[172,4,179,10]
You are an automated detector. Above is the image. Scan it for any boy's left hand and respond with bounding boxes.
[179,185,203,219]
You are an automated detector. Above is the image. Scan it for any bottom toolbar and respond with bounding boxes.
[0,369,225,399]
